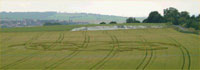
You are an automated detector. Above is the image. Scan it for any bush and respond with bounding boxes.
[99,22,106,24]
[109,21,117,24]
[185,21,200,30]
[126,17,140,23]
[143,11,165,23]
[43,23,61,26]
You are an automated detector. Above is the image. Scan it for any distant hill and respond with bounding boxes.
[0,12,145,24]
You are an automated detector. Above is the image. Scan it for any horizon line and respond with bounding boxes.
[0,11,149,17]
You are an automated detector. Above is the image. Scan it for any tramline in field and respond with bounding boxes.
[0,24,199,69]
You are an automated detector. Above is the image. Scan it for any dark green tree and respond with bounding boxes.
[177,11,190,25]
[180,11,190,19]
[100,22,106,24]
[126,17,134,23]
[190,15,196,20]
[126,17,140,23]
[109,21,117,24]
[185,20,200,30]
[133,18,140,23]
[164,7,180,24]
[197,14,200,22]
[143,11,165,23]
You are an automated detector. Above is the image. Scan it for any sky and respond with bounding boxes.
[0,0,199,17]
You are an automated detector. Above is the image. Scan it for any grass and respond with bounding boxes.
[0,23,199,69]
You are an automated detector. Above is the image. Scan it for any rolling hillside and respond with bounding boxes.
[0,12,145,24]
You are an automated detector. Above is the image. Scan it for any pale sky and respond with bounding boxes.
[0,0,199,17]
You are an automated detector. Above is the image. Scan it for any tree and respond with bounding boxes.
[100,22,106,24]
[143,11,165,23]
[185,21,200,30]
[164,7,180,24]
[109,21,117,24]
[126,17,140,23]
[172,18,179,25]
[126,17,134,23]
[197,14,200,22]
[182,14,200,30]
[177,11,190,25]
[178,17,187,25]
[180,11,190,19]
[190,15,196,20]
[132,18,140,23]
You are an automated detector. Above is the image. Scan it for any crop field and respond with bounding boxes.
[0,26,200,69]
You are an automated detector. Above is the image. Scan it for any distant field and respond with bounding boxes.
[0,24,199,69]
[1,23,165,32]
[0,12,133,24]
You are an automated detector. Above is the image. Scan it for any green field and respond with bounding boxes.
[1,23,165,32]
[0,24,200,70]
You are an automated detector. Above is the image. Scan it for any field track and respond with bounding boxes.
[1,32,65,69]
[0,28,199,69]
[44,31,90,69]
[136,38,154,70]
[142,39,154,70]
[168,37,191,70]
[0,33,44,69]
[44,33,65,50]
[89,31,120,70]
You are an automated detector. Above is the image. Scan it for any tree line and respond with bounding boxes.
[100,21,117,24]
[143,7,200,30]
[100,7,200,30]
[43,23,61,26]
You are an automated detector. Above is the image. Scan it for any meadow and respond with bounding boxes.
[0,24,199,70]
